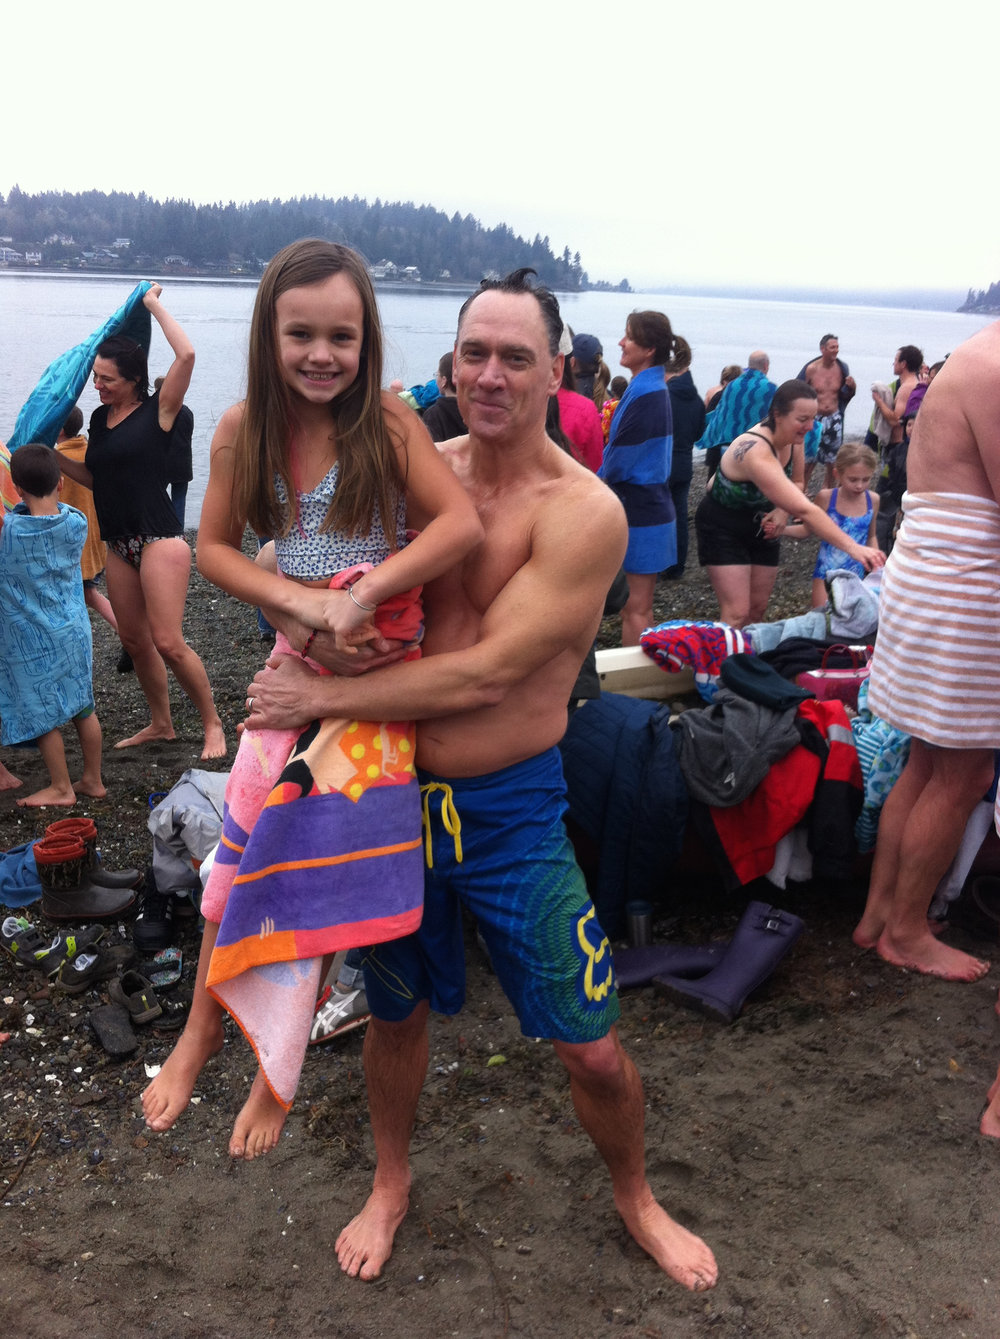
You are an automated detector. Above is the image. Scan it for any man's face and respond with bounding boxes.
[893,350,905,376]
[822,338,839,362]
[454,291,561,444]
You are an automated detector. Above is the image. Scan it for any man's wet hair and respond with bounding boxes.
[457,268,563,357]
[10,443,61,498]
[898,344,924,374]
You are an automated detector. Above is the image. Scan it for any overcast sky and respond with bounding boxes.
[6,1,995,296]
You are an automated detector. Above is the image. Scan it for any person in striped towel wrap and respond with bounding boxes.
[854,320,1000,985]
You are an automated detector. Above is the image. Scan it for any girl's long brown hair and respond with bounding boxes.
[234,239,404,545]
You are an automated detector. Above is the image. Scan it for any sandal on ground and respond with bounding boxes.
[151,996,190,1032]
[89,1003,138,1057]
[146,946,183,989]
[109,970,162,1024]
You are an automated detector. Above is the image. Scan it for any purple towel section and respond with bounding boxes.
[213,783,424,949]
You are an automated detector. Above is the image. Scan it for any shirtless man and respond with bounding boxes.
[872,344,922,548]
[853,321,1000,983]
[245,270,718,1292]
[799,334,855,487]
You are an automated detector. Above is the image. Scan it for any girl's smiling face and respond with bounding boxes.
[275,272,364,406]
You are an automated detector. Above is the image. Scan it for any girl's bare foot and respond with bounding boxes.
[16,783,76,809]
[142,1022,224,1131]
[0,764,22,792]
[229,1070,287,1160]
[336,1182,411,1280]
[116,723,176,749]
[200,719,227,761]
[74,777,107,799]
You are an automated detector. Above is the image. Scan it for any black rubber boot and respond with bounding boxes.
[40,877,138,921]
[35,836,138,921]
[614,942,725,991]
[653,900,805,1023]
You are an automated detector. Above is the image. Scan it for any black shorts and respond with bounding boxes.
[695,490,781,568]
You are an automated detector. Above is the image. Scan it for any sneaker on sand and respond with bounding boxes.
[308,986,371,1045]
[132,889,176,954]
[1,916,49,968]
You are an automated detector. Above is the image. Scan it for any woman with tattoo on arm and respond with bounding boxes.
[693,379,884,627]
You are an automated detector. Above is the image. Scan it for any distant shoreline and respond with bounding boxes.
[0,266,969,312]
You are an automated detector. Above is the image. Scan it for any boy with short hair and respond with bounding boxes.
[0,443,105,807]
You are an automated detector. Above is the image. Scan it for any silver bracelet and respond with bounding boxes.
[347,583,377,613]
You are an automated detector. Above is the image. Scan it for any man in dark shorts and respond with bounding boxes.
[247,270,718,1294]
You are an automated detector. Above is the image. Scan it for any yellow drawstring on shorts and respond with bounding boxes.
[420,782,463,868]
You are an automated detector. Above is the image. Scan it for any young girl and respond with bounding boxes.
[788,442,881,608]
[142,240,482,1158]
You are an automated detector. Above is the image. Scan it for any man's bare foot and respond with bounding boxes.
[876,929,990,981]
[987,1064,1000,1105]
[142,1023,224,1131]
[0,764,22,792]
[615,1186,718,1292]
[115,723,176,750]
[74,777,107,799]
[229,1070,287,1160]
[336,1182,411,1280]
[16,783,76,809]
[852,909,886,950]
[200,719,227,761]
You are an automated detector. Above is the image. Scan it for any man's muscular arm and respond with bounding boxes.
[246,481,628,731]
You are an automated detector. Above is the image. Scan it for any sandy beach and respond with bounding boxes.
[3,470,1000,1339]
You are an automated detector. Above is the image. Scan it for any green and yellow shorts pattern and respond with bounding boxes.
[362,748,619,1043]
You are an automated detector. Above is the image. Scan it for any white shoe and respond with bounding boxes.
[309,986,371,1045]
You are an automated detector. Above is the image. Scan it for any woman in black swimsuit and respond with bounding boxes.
[695,380,884,627]
[57,285,225,759]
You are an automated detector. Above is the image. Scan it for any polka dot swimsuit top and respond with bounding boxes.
[272,463,406,580]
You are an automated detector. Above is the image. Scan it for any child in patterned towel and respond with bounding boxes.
[142,240,481,1159]
[0,443,105,807]
[786,441,881,607]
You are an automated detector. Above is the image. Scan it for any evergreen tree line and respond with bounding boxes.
[0,187,631,292]
[958,282,1000,314]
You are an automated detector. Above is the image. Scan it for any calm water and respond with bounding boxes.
[0,272,991,527]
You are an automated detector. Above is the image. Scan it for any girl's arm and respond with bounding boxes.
[748,451,884,571]
[867,491,880,547]
[328,394,483,615]
[144,284,195,434]
[196,405,328,622]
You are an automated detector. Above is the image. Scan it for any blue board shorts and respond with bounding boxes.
[361,748,620,1043]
